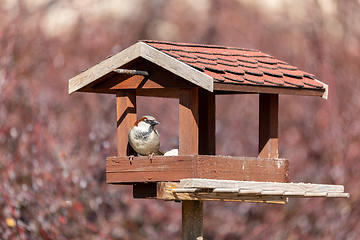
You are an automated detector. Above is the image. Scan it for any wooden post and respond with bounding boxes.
[198,89,216,155]
[179,88,199,155]
[116,90,137,156]
[179,88,203,240]
[258,93,279,158]
[182,201,203,240]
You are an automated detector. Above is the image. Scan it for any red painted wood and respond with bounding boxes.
[258,94,279,158]
[179,88,199,155]
[116,90,137,156]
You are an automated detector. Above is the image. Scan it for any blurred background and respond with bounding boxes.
[1,0,359,239]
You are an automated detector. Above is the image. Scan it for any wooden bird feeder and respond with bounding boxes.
[68,40,348,239]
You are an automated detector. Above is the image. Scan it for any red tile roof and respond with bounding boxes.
[141,40,325,91]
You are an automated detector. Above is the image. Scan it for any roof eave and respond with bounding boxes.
[213,82,327,98]
[313,78,328,99]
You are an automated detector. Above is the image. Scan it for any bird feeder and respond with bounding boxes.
[68,40,348,239]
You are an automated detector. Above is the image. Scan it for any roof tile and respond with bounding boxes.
[256,57,279,65]
[242,67,263,76]
[223,71,244,82]
[302,76,323,88]
[278,63,297,70]
[204,70,225,82]
[223,65,245,75]
[217,60,239,67]
[259,67,283,77]
[281,68,304,78]
[243,74,264,84]
[263,74,284,86]
[205,65,225,73]
[196,53,217,60]
[186,63,205,71]
[237,56,258,64]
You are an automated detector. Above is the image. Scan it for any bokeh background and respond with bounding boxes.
[1,0,359,239]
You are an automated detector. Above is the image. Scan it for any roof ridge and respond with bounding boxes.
[140,40,259,52]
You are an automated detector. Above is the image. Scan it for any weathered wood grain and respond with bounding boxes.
[106,155,289,184]
[180,178,345,193]
[156,179,348,203]
[182,200,203,240]
[157,182,286,204]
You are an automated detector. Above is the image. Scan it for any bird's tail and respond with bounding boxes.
[158,149,165,155]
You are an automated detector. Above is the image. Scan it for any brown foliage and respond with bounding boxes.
[0,0,359,239]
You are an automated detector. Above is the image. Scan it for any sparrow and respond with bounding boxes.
[128,116,164,163]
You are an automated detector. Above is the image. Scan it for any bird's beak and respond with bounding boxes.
[150,120,159,126]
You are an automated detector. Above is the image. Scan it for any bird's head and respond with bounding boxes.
[134,116,159,130]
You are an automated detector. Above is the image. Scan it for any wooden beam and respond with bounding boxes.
[106,155,289,183]
[214,82,326,98]
[136,88,179,98]
[93,61,196,91]
[179,88,199,155]
[198,89,216,155]
[116,90,137,156]
[157,182,286,204]
[258,94,279,159]
[113,69,149,76]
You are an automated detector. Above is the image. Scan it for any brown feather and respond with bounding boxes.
[134,116,148,127]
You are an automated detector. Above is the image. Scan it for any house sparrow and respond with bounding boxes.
[128,116,164,163]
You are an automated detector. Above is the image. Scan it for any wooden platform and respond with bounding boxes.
[156,179,349,204]
[156,181,287,204]
[106,155,289,184]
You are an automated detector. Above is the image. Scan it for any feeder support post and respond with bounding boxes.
[199,88,216,155]
[259,93,279,158]
[116,90,137,156]
[179,87,203,240]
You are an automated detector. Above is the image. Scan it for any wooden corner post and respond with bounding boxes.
[258,93,279,158]
[199,88,216,155]
[116,90,137,156]
[179,88,203,240]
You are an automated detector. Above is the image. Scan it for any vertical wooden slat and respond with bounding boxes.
[179,88,199,155]
[179,87,203,240]
[198,89,216,155]
[116,90,137,156]
[258,93,279,158]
